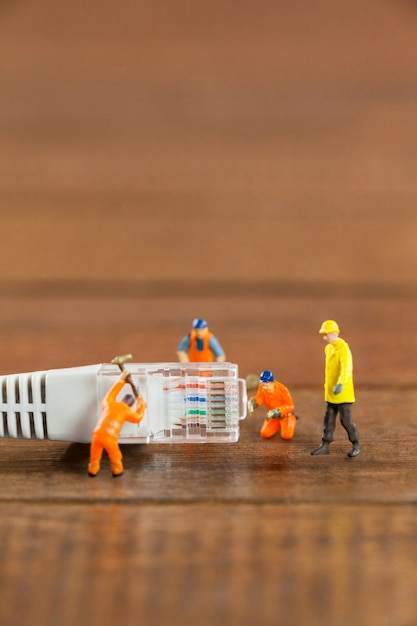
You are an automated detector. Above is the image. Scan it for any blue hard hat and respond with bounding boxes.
[259,370,274,383]
[192,318,208,329]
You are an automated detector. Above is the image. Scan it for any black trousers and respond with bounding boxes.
[321,402,360,445]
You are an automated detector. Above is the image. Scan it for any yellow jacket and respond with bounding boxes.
[324,338,355,403]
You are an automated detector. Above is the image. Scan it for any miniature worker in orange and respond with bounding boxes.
[248,370,297,440]
[177,318,226,363]
[88,370,146,477]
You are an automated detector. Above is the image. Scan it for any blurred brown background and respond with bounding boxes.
[1,1,417,625]
[1,0,417,384]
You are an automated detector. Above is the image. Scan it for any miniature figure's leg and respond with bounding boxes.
[322,403,338,443]
[107,443,124,477]
[260,417,281,438]
[88,435,104,476]
[338,403,359,441]
[339,403,361,457]
[280,414,296,440]
[311,403,337,455]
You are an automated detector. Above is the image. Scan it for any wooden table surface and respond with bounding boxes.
[2,1,417,625]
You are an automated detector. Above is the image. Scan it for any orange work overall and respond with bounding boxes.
[188,330,215,362]
[255,381,296,440]
[89,379,145,469]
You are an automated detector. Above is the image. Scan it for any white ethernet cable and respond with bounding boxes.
[0,362,247,444]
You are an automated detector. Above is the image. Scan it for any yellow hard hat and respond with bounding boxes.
[318,320,340,334]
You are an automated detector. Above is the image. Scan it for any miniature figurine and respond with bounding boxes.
[177,318,226,363]
[248,370,297,440]
[88,369,146,477]
[311,320,361,457]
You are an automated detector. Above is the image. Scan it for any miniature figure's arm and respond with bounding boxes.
[266,404,294,419]
[177,334,191,362]
[102,377,128,408]
[209,336,226,362]
[248,385,265,414]
[266,386,294,420]
[126,396,146,424]
[335,343,353,393]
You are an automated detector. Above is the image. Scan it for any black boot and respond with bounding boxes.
[311,442,330,456]
[348,443,361,458]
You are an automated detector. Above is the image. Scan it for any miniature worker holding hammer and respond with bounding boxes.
[88,369,146,477]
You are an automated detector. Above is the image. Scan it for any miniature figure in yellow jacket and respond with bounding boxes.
[311,320,361,458]
[323,337,355,404]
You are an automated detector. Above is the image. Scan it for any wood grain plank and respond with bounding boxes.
[1,2,417,286]
[1,2,417,625]
[0,501,416,626]
[0,294,414,386]
[0,387,415,504]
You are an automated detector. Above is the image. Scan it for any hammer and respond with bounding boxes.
[111,354,140,398]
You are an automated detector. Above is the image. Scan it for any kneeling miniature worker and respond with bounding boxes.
[88,370,146,477]
[248,370,297,440]
[311,320,361,458]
